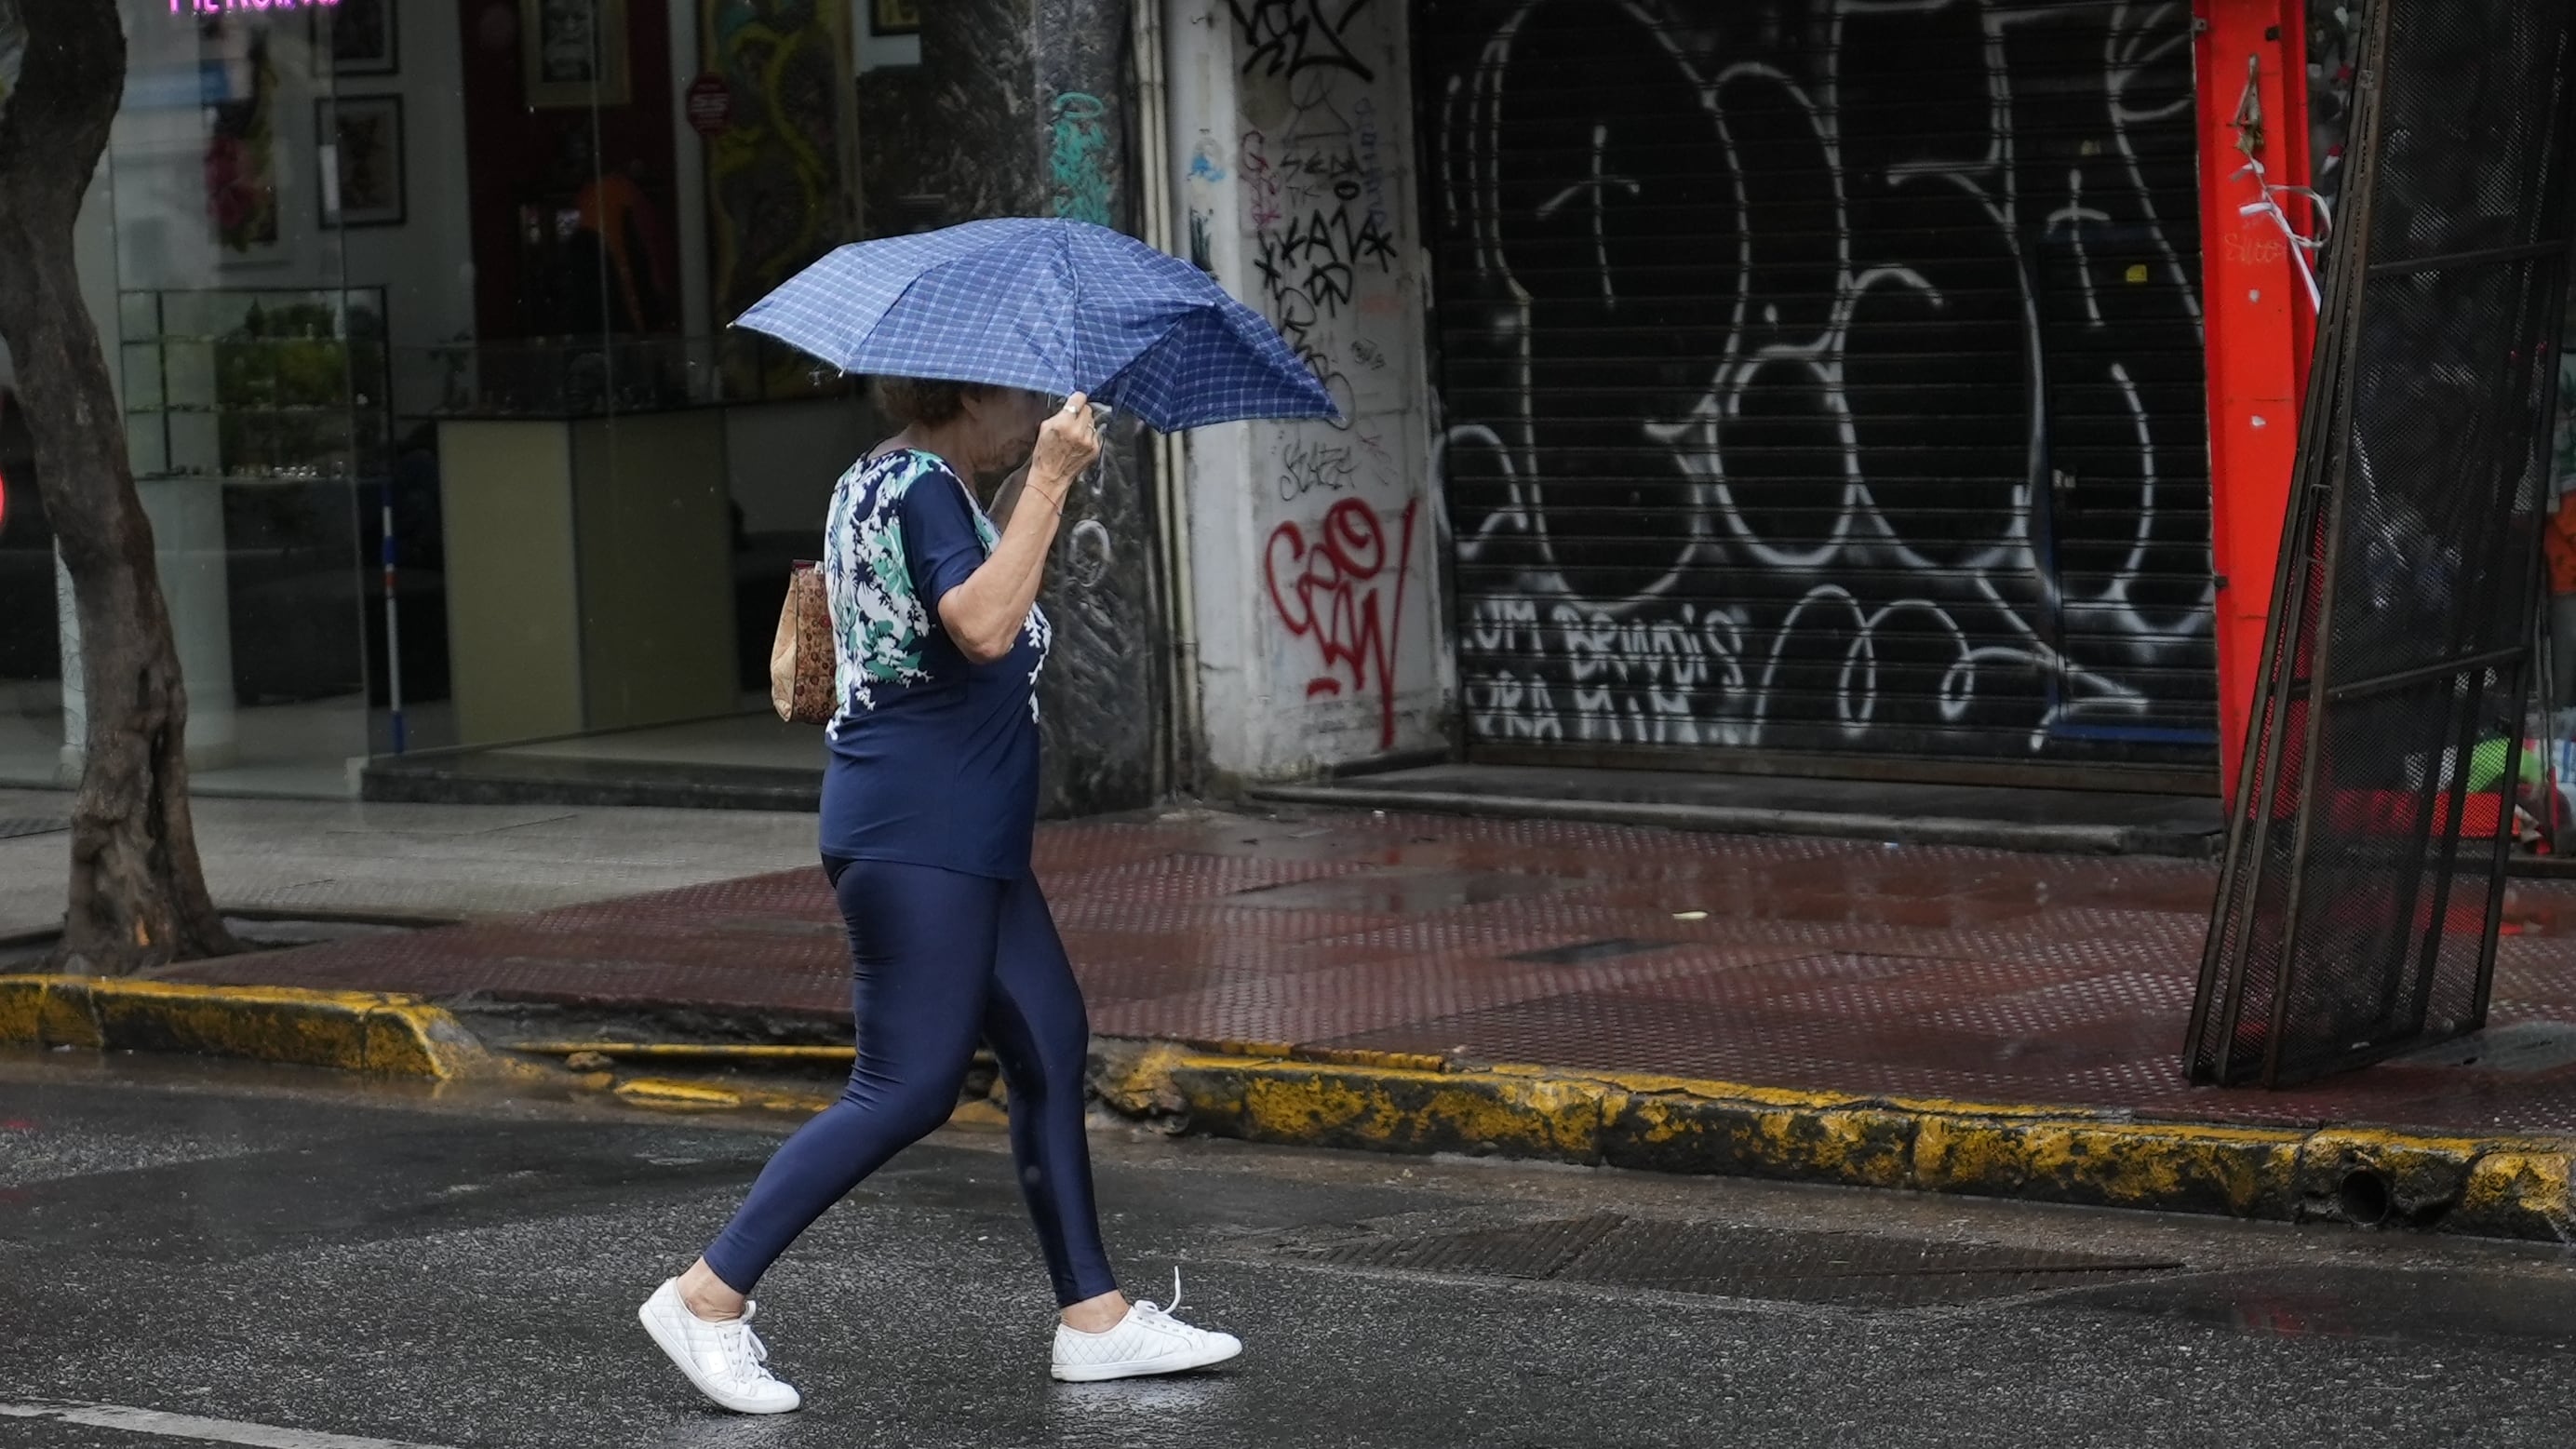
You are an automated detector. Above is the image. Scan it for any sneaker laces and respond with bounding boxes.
[714,1308,773,1383]
[1129,1268,1189,1328]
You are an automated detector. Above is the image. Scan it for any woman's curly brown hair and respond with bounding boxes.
[875,376,990,428]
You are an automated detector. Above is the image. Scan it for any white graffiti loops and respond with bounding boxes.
[1439,0,2214,757]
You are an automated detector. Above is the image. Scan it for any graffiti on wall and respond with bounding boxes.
[1236,0,1423,749]
[1432,0,2216,759]
[1265,498,1419,747]
[1048,91,1115,226]
[1241,130,1397,430]
[1234,0,1379,81]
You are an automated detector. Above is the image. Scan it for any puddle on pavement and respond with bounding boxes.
[1185,825,1464,868]
[1228,869,1563,915]
[1504,937,1678,966]
[2052,1265,2576,1348]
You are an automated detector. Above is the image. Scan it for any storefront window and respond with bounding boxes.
[3,0,885,798]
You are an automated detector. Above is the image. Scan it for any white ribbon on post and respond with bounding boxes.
[2231,53,2332,313]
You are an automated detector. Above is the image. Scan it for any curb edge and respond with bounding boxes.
[0,974,489,1080]
[11,979,2568,1244]
[1088,1040,2576,1243]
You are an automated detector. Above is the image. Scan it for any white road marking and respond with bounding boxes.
[0,1400,457,1449]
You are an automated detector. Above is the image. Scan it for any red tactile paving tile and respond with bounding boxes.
[1091,938,1796,1047]
[157,806,2576,1136]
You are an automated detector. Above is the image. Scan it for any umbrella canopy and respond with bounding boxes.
[731,218,1340,432]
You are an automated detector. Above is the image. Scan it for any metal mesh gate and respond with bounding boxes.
[1420,0,2218,777]
[2189,0,2576,1087]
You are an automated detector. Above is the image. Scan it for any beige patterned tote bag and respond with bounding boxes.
[770,561,836,725]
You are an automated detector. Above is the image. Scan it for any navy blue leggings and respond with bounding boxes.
[702,858,1116,1307]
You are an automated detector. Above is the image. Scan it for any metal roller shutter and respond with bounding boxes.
[1421,0,2219,781]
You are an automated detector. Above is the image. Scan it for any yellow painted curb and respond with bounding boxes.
[17,978,2569,1243]
[0,974,488,1080]
[1087,1039,2576,1243]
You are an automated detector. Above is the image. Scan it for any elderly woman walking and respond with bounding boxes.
[637,382,1241,1414]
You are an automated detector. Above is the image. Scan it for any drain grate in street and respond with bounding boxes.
[0,817,69,840]
[1280,1214,1625,1281]
[1275,1215,2183,1308]
[1562,1221,2184,1308]
[1504,937,1675,967]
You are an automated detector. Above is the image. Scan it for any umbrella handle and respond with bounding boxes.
[1048,396,1110,501]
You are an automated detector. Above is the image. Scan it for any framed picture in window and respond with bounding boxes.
[868,0,919,36]
[313,0,397,76]
[524,0,631,108]
[317,95,407,228]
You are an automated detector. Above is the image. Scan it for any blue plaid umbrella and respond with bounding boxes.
[731,218,1339,432]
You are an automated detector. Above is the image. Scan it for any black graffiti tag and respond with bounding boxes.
[1274,146,1367,207]
[1278,439,1361,501]
[1233,0,1377,82]
[1256,207,1396,321]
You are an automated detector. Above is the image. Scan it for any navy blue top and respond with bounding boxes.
[816,449,1052,879]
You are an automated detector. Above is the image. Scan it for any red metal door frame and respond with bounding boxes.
[2195,0,2318,803]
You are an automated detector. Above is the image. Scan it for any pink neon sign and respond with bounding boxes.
[173,0,341,12]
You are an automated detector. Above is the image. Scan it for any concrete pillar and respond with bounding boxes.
[1163,2,1266,782]
[1164,0,1448,784]
[1024,0,1168,813]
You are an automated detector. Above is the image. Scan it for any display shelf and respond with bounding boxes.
[120,287,391,486]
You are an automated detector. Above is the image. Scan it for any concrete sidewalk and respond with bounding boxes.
[0,787,817,938]
[13,786,2576,1236]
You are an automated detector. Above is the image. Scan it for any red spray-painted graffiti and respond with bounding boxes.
[1263,497,1417,749]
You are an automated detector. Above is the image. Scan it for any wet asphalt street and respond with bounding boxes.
[4,1051,2575,1448]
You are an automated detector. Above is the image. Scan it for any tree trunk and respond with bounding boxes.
[0,0,237,973]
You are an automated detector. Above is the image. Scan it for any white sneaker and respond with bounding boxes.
[637,1278,802,1414]
[1051,1270,1244,1383]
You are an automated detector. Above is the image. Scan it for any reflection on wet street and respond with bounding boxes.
[4,1051,2573,1449]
